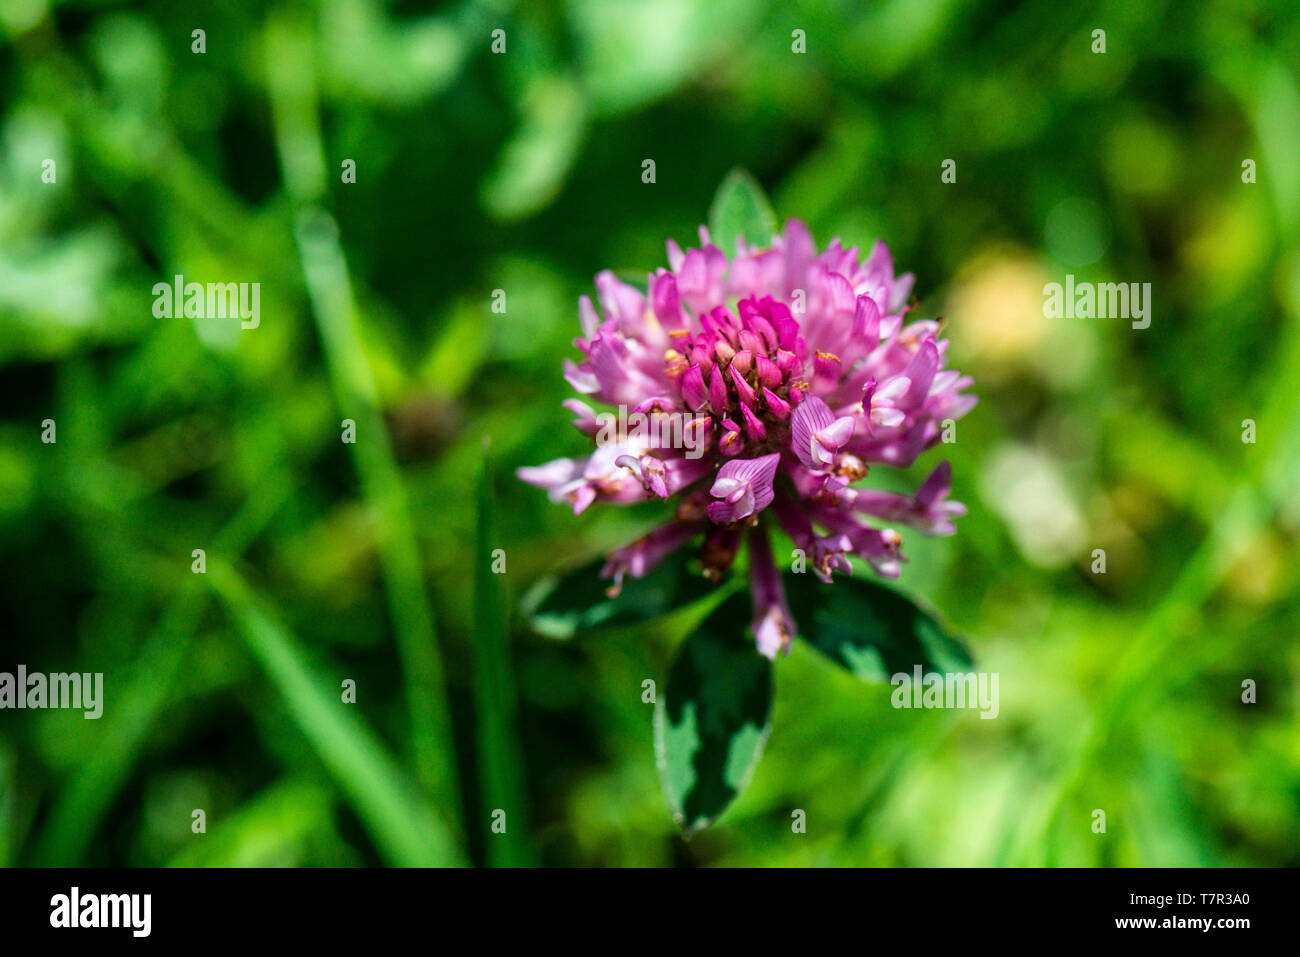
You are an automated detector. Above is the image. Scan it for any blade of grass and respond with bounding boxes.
[473,441,532,866]
[208,561,464,867]
[266,12,459,822]
[0,744,15,867]
[29,477,292,866]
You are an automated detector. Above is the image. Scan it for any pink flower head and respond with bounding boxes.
[520,219,976,658]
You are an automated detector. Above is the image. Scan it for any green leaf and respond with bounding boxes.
[523,546,720,639]
[654,594,773,833]
[786,574,973,681]
[708,168,778,254]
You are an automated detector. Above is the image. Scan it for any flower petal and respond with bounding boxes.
[791,395,835,470]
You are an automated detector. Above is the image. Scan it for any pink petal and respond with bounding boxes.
[790,395,835,470]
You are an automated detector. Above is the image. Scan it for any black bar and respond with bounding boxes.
[0,867,1286,943]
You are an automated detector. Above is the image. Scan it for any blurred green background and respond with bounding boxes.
[2,0,1299,867]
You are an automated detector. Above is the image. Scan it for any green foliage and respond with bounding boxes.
[210,563,463,867]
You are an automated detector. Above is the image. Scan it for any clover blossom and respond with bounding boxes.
[519,220,975,658]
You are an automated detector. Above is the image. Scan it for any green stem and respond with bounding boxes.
[473,442,533,866]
